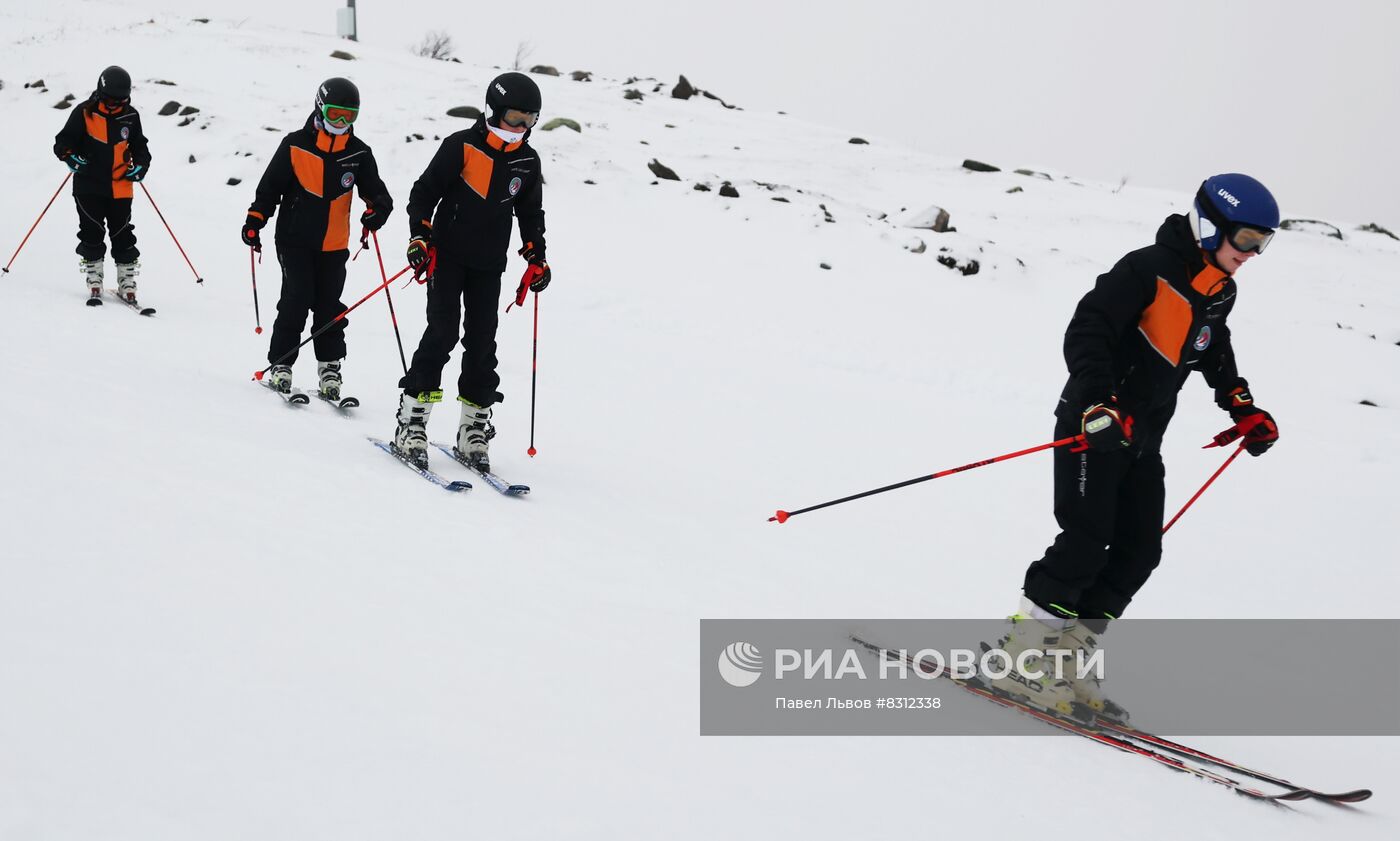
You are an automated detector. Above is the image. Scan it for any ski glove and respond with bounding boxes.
[1231,407,1279,456]
[1081,399,1134,450]
[65,153,90,174]
[360,203,389,233]
[528,262,551,293]
[1215,384,1278,456]
[518,240,546,265]
[241,214,265,251]
[407,237,434,282]
[123,161,145,182]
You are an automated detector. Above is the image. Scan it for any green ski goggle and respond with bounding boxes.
[320,103,359,126]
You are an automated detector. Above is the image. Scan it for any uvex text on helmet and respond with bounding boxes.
[485,72,542,122]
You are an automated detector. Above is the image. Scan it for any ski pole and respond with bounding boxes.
[770,434,1086,523]
[1162,442,1245,535]
[253,263,412,381]
[139,183,203,284]
[3,172,71,274]
[370,229,409,376]
[528,293,539,457]
[249,246,263,334]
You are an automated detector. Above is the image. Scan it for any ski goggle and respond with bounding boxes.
[320,103,359,126]
[1226,224,1274,255]
[502,108,539,129]
[99,93,130,106]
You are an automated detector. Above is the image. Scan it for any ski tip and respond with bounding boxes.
[253,370,265,381]
[770,510,790,524]
[527,446,537,457]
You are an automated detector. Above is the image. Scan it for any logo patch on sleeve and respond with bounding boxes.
[1194,325,1212,351]
[341,172,355,189]
[120,126,130,140]
[508,176,522,196]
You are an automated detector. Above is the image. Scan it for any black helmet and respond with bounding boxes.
[96,65,131,101]
[485,72,541,124]
[315,77,360,112]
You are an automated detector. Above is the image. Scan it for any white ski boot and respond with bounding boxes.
[1058,621,1128,722]
[318,360,344,401]
[455,398,495,473]
[986,597,1080,718]
[394,391,439,469]
[115,261,139,302]
[268,364,294,394]
[81,258,104,303]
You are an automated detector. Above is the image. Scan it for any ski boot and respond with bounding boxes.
[318,359,344,402]
[984,597,1082,719]
[455,398,495,473]
[1058,619,1129,722]
[81,258,104,304]
[115,261,139,303]
[268,364,294,394]
[393,391,439,469]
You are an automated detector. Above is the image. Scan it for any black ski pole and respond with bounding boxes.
[249,246,263,334]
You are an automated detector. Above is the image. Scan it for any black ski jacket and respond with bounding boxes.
[53,99,151,199]
[248,114,392,253]
[1056,214,1248,446]
[406,117,545,272]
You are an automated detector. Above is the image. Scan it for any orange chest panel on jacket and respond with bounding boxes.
[288,132,355,251]
[84,108,132,198]
[458,132,523,200]
[1136,264,1228,367]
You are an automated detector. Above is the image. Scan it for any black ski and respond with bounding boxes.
[315,390,360,410]
[108,289,155,316]
[368,437,471,492]
[259,379,310,405]
[1097,720,1372,803]
[432,443,529,495]
[849,635,1317,803]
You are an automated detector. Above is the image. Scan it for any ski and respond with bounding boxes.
[85,291,103,307]
[259,379,310,405]
[1096,720,1372,804]
[315,390,360,410]
[849,635,1312,803]
[108,289,156,316]
[368,437,471,492]
[432,443,529,495]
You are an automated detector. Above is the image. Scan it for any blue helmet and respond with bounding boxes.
[1189,173,1280,252]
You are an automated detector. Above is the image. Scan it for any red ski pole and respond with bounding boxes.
[3,172,71,274]
[770,434,1086,523]
[139,183,202,284]
[253,263,412,380]
[1162,442,1246,534]
[249,246,263,334]
[370,229,409,376]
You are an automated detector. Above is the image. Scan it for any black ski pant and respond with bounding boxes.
[1022,416,1166,621]
[74,195,138,263]
[399,260,503,408]
[267,247,349,366]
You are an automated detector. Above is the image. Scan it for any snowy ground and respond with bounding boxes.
[2,5,1398,840]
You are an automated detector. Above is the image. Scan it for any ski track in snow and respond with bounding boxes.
[1,6,1398,840]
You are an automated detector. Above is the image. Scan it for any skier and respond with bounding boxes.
[391,71,551,471]
[53,65,151,304]
[241,77,393,401]
[993,174,1282,717]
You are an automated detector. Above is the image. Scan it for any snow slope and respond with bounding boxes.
[2,5,1398,840]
